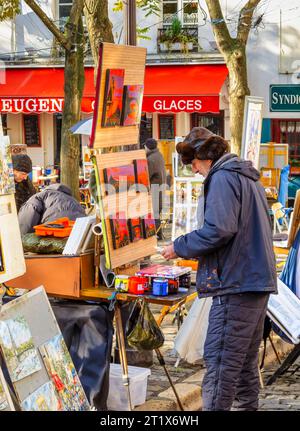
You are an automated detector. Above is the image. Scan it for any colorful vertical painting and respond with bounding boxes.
[128,218,143,242]
[134,159,150,192]
[102,69,125,128]
[104,164,135,193]
[0,136,15,196]
[121,85,144,126]
[21,381,61,411]
[0,316,42,382]
[39,334,90,411]
[110,212,131,249]
[142,214,156,239]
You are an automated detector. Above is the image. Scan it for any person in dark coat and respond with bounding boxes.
[162,127,277,411]
[144,138,167,239]
[18,183,86,235]
[12,154,36,212]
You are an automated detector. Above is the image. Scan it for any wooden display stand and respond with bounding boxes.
[7,253,94,299]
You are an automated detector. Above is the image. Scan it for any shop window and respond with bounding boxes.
[1,114,7,135]
[158,115,175,140]
[139,113,153,146]
[191,112,224,136]
[272,119,300,166]
[162,1,198,25]
[23,114,41,147]
[58,0,73,27]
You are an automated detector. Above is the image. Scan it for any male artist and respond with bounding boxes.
[162,127,277,411]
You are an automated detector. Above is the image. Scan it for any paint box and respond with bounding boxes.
[128,276,147,295]
[152,278,168,296]
[115,275,130,292]
[167,279,179,294]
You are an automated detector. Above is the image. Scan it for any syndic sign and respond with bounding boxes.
[270,84,300,112]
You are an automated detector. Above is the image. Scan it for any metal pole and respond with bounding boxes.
[124,0,137,46]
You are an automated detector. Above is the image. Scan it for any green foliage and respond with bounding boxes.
[0,0,20,21]
[137,26,151,41]
[113,0,160,16]
[159,17,197,45]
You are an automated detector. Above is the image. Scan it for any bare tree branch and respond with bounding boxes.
[237,0,261,44]
[204,0,233,53]
[24,0,70,50]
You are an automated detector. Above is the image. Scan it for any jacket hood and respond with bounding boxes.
[207,153,260,182]
[45,183,72,195]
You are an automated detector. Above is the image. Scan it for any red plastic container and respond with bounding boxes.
[128,276,148,295]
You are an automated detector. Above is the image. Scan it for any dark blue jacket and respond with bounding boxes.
[174,154,277,297]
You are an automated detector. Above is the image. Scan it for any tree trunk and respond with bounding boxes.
[60,6,85,200]
[84,0,114,81]
[225,45,250,155]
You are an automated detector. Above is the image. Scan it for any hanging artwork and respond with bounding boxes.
[0,316,42,382]
[39,334,90,411]
[0,136,15,196]
[128,218,143,242]
[110,212,131,249]
[134,159,150,192]
[102,69,125,127]
[142,214,156,239]
[104,164,135,193]
[121,85,144,126]
[241,96,264,169]
[21,381,61,411]
[0,236,5,273]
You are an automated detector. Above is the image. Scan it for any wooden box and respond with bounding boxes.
[7,252,94,299]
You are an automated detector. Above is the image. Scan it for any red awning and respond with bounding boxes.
[0,67,95,113]
[0,64,228,114]
[142,64,228,113]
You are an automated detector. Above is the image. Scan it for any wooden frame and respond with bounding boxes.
[96,150,157,269]
[259,142,289,170]
[287,189,300,248]
[90,43,147,149]
[23,114,41,147]
[241,96,264,169]
[158,114,176,140]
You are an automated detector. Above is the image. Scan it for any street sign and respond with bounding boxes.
[270,84,300,112]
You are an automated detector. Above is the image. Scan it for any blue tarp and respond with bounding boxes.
[280,229,300,296]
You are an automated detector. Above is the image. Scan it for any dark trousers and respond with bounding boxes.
[202,292,269,411]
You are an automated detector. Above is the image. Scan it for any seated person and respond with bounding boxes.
[12,154,36,212]
[18,183,86,235]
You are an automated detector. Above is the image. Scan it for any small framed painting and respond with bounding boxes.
[110,212,131,249]
[121,85,144,126]
[104,164,135,193]
[134,159,150,192]
[142,214,156,239]
[128,218,143,242]
[241,96,264,169]
[102,69,125,128]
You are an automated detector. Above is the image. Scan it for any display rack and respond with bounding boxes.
[172,176,203,241]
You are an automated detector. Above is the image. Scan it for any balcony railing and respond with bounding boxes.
[157,26,199,54]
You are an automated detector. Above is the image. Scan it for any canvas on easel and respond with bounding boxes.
[0,287,91,411]
[0,135,15,196]
[102,69,125,128]
[0,194,26,283]
[287,189,300,248]
[0,367,15,411]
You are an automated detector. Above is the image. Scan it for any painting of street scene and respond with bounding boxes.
[21,381,61,411]
[0,136,15,195]
[0,379,9,411]
[0,316,42,382]
[39,334,90,411]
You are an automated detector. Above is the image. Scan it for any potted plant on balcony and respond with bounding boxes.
[159,17,197,53]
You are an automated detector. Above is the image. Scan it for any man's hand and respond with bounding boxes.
[161,244,178,260]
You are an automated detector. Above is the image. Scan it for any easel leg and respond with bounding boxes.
[268,334,281,365]
[155,348,184,411]
[114,303,133,411]
[266,344,300,386]
[258,365,264,389]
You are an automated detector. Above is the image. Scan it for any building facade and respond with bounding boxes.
[0,1,299,171]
